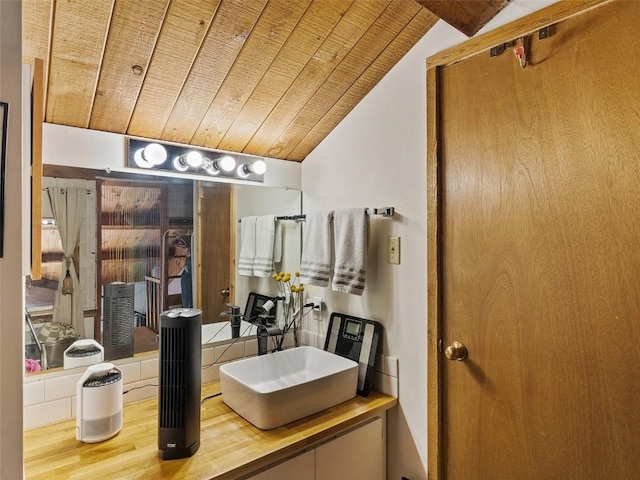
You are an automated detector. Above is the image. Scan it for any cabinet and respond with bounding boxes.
[316,417,385,480]
[248,416,385,480]
[249,450,315,480]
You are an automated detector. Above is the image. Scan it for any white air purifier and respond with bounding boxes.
[64,339,104,369]
[76,363,123,443]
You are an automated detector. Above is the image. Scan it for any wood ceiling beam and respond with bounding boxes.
[414,0,510,37]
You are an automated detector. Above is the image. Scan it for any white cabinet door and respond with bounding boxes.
[316,417,385,480]
[248,450,315,480]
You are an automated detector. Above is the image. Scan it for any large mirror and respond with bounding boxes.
[24,165,301,373]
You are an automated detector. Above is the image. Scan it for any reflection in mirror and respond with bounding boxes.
[25,166,301,374]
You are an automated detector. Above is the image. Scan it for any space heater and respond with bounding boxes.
[158,308,202,460]
[103,282,134,361]
[76,363,123,443]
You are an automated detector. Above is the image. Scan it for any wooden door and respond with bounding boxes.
[198,183,233,323]
[434,2,640,478]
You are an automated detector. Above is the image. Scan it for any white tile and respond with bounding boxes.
[118,362,141,384]
[202,363,222,384]
[374,354,399,378]
[374,372,398,398]
[281,332,295,349]
[122,379,158,405]
[45,372,83,402]
[385,356,399,378]
[214,341,245,363]
[140,358,159,380]
[306,332,319,349]
[201,346,215,367]
[244,338,258,357]
[24,380,45,407]
[24,398,72,430]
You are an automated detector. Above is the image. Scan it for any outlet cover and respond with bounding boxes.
[387,236,400,264]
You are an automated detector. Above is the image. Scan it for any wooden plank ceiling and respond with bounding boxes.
[23,0,507,162]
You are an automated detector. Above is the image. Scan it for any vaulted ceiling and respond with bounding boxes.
[22,0,508,162]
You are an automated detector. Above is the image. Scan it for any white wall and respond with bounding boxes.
[301,1,559,478]
[0,1,24,478]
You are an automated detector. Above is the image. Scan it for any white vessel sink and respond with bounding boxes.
[219,346,358,430]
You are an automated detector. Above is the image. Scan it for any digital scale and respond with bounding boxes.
[324,312,382,396]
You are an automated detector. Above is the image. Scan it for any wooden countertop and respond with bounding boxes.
[24,382,397,480]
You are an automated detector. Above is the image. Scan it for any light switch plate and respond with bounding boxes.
[387,236,400,264]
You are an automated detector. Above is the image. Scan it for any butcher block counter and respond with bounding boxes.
[24,382,397,480]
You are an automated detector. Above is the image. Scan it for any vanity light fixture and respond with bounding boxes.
[237,159,267,178]
[127,138,267,183]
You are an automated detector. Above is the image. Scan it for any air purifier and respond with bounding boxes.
[64,339,104,369]
[76,363,123,443]
[103,282,134,360]
[158,308,202,460]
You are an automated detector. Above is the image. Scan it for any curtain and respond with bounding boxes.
[47,187,86,338]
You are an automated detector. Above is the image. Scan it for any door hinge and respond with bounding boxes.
[438,338,444,354]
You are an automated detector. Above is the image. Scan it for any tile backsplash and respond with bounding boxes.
[23,332,398,431]
[24,336,259,431]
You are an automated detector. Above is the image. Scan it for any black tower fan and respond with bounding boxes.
[103,282,134,360]
[158,308,202,460]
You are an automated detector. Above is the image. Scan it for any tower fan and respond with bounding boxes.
[103,282,134,360]
[158,308,202,460]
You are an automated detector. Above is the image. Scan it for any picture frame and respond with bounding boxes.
[0,101,9,258]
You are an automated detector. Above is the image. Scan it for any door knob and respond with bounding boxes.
[220,287,230,297]
[444,341,468,361]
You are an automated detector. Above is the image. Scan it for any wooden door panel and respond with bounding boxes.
[198,184,232,323]
[440,2,640,478]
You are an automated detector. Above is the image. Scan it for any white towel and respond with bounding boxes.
[273,221,282,264]
[332,208,368,295]
[253,215,276,277]
[238,216,257,276]
[300,211,333,287]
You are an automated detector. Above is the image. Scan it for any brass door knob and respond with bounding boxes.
[220,287,230,297]
[444,341,468,361]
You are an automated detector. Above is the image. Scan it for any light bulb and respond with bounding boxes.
[219,155,236,172]
[252,159,267,175]
[173,156,189,172]
[142,143,167,165]
[237,165,250,178]
[185,151,203,167]
[134,148,153,168]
